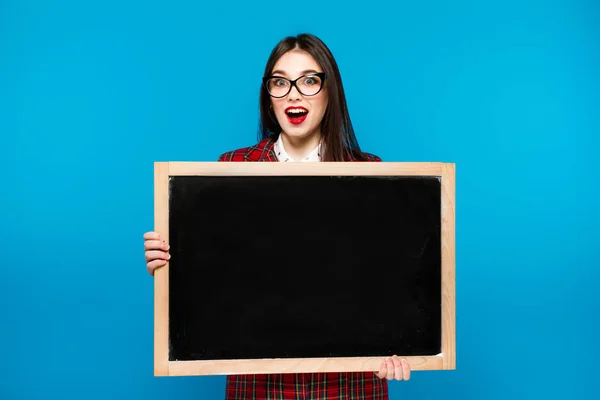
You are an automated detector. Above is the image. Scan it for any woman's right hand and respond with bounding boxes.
[143,231,171,276]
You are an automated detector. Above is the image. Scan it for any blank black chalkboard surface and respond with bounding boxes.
[153,162,455,376]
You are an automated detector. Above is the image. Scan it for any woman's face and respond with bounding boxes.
[267,50,328,141]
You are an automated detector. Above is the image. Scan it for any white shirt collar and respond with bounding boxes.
[273,134,322,162]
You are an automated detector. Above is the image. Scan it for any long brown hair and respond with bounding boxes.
[258,33,369,161]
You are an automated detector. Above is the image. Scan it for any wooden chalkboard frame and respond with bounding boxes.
[153,162,455,376]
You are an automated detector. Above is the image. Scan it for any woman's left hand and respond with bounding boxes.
[375,355,411,381]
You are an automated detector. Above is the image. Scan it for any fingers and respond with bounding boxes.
[144,232,169,248]
[385,358,394,380]
[147,259,167,276]
[375,356,411,381]
[144,231,161,240]
[401,358,411,381]
[145,251,170,276]
[144,240,170,251]
[144,232,170,276]
[375,361,387,379]
[392,356,403,381]
[145,250,170,262]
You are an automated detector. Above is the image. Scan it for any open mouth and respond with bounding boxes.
[285,107,308,124]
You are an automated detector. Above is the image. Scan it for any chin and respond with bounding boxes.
[281,127,317,139]
[278,120,320,140]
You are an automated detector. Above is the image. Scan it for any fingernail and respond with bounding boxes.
[166,244,170,250]
[167,254,171,259]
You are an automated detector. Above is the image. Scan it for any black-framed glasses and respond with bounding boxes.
[262,72,326,98]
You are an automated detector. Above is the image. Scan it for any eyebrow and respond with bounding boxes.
[271,69,318,77]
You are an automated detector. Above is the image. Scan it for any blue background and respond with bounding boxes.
[2,0,598,398]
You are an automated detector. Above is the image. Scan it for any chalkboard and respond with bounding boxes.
[153,162,455,376]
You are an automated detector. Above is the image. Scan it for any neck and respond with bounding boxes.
[279,132,322,161]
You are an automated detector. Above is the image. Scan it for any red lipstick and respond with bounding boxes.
[285,106,308,125]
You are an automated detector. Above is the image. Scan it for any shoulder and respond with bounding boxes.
[361,152,382,162]
[217,147,247,162]
[348,150,382,162]
[218,138,276,162]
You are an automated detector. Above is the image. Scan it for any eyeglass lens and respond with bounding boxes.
[266,75,323,97]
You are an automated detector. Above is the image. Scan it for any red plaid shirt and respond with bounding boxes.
[217,137,387,399]
[218,137,382,163]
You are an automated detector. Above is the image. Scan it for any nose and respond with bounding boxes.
[287,84,302,101]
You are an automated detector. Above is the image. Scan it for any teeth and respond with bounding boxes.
[287,109,307,114]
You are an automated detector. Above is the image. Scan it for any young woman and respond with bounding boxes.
[143,33,411,399]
